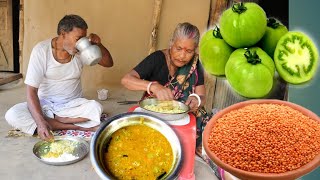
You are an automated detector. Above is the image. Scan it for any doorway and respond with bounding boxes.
[0,0,21,86]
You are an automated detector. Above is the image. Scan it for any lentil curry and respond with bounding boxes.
[208,103,320,173]
[104,124,173,179]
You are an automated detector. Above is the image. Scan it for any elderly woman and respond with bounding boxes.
[121,22,211,154]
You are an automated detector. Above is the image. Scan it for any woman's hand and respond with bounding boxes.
[185,95,200,112]
[150,83,174,100]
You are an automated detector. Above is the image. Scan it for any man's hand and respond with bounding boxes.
[88,33,114,67]
[37,121,53,141]
[27,85,53,141]
[88,33,101,45]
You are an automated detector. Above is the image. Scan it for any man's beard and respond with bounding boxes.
[63,45,77,55]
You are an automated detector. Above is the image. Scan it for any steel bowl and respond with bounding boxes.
[90,112,182,180]
[33,136,89,166]
[139,98,190,121]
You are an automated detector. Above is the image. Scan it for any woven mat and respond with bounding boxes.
[7,113,109,140]
[52,113,109,140]
[52,129,95,139]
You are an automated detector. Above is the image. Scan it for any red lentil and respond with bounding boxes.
[208,103,320,173]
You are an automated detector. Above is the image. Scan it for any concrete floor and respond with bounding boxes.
[0,80,218,180]
[0,80,143,180]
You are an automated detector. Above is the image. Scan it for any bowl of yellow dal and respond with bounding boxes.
[90,112,182,180]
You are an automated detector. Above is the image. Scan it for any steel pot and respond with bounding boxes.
[90,112,183,180]
[75,37,102,66]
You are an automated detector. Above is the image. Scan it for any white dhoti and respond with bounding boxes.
[5,98,103,135]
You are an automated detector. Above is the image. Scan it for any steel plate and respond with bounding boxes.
[33,136,89,166]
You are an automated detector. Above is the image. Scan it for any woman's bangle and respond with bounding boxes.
[189,93,201,107]
[147,81,156,95]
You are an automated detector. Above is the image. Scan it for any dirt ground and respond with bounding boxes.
[0,80,218,180]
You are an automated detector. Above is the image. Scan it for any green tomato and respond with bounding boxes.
[259,18,288,58]
[274,31,319,84]
[199,28,216,48]
[199,27,234,76]
[225,47,275,98]
[220,2,267,48]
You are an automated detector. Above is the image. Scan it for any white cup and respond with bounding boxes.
[97,89,108,100]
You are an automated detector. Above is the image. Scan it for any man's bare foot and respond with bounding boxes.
[54,116,68,123]
[79,125,100,132]
[55,115,88,124]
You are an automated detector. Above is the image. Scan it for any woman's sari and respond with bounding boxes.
[142,54,212,154]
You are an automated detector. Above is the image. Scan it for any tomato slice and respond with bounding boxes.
[274,31,319,84]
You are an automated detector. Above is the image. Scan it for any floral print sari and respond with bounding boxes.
[142,54,212,153]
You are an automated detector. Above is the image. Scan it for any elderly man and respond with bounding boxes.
[5,14,113,141]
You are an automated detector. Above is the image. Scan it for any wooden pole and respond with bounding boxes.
[204,71,216,112]
[148,0,163,55]
[203,0,229,112]
[208,0,230,28]
[19,0,24,72]
[204,0,238,111]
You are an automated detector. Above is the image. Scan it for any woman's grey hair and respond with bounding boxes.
[57,14,88,35]
[169,22,200,47]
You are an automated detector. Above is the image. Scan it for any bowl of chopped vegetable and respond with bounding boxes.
[139,98,189,121]
[203,99,320,180]
[90,112,183,180]
[33,136,89,166]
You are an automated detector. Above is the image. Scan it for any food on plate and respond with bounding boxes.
[143,101,185,113]
[219,2,267,48]
[225,47,275,98]
[274,31,319,84]
[199,27,234,76]
[40,140,79,162]
[207,103,320,173]
[259,18,288,58]
[104,124,173,180]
